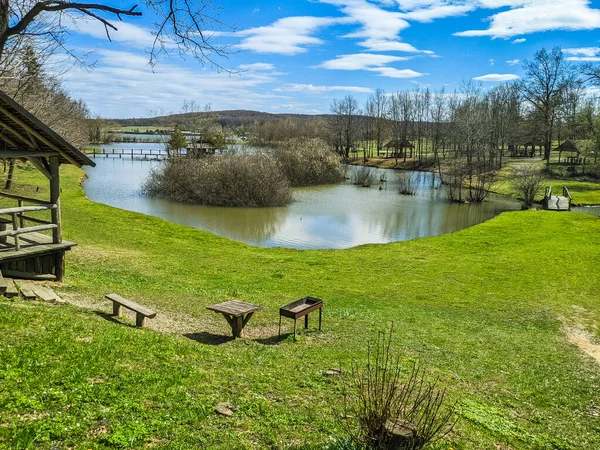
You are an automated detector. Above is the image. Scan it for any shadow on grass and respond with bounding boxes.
[183,332,234,345]
[94,311,137,328]
[254,333,290,345]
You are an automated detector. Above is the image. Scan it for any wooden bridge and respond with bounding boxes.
[88,145,218,160]
[88,148,172,160]
[543,186,571,211]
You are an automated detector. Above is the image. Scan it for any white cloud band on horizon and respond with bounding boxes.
[285,84,374,93]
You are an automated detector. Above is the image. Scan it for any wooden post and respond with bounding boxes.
[113,302,122,317]
[49,156,62,244]
[319,308,322,331]
[293,319,297,341]
[233,316,243,338]
[305,314,309,329]
[136,313,146,327]
[54,251,65,281]
[17,200,24,228]
[11,212,19,251]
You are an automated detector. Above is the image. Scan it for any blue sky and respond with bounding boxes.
[59,0,600,118]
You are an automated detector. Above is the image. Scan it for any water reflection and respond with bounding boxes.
[83,158,521,249]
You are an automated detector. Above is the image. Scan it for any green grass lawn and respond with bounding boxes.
[1,165,600,449]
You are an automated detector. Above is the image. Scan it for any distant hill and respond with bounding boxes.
[114,110,331,128]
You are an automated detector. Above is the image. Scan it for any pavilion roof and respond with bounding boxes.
[0,91,95,167]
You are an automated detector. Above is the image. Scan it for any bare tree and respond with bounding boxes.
[0,0,233,69]
[581,62,600,86]
[329,95,360,160]
[371,88,388,158]
[513,162,544,207]
[518,47,577,164]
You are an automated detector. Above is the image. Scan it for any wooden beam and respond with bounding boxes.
[0,204,56,215]
[0,121,35,147]
[26,157,52,180]
[0,223,58,238]
[0,130,21,148]
[0,105,80,167]
[0,150,59,158]
[49,156,62,244]
[0,191,50,205]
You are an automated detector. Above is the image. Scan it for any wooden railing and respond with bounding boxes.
[563,186,572,201]
[544,185,552,200]
[0,192,59,251]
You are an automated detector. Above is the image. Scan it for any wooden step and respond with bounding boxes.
[4,278,19,298]
[0,271,6,295]
[32,285,58,303]
[14,280,37,299]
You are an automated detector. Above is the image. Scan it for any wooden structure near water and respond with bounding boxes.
[543,186,572,211]
[0,91,95,281]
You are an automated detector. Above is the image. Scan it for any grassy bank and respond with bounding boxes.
[1,165,600,449]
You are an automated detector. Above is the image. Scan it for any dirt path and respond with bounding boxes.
[61,292,298,343]
[561,306,600,365]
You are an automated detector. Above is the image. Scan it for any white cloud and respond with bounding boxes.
[286,84,374,93]
[370,67,425,78]
[563,47,600,57]
[318,53,410,70]
[234,16,341,55]
[456,0,600,38]
[68,16,161,49]
[399,2,475,22]
[60,50,288,117]
[489,58,495,66]
[506,59,520,65]
[473,73,520,81]
[318,53,423,78]
[563,47,600,61]
[318,0,432,53]
[512,38,526,43]
[238,63,275,71]
[566,56,600,61]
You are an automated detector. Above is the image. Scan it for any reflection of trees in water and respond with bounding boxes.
[187,206,289,243]
[372,200,508,242]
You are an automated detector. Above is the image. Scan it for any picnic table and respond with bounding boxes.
[206,300,262,338]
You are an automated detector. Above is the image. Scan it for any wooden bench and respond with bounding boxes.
[106,293,156,327]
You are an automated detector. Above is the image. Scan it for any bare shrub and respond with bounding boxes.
[397,172,416,196]
[143,153,292,207]
[512,163,544,207]
[353,166,375,187]
[340,327,457,450]
[272,138,345,186]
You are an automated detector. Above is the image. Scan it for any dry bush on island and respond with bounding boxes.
[143,139,344,207]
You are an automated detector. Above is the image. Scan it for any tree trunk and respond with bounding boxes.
[4,160,14,190]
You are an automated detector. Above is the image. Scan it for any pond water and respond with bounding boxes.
[82,156,522,249]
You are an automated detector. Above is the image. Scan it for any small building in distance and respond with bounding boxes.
[383,139,414,158]
[554,140,581,164]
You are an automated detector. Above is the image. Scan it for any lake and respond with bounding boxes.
[82,156,522,249]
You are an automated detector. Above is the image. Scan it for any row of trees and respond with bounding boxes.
[322,48,600,202]
[329,48,600,166]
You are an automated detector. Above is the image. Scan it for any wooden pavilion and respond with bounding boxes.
[383,139,414,158]
[508,140,539,157]
[554,140,581,164]
[0,91,95,281]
